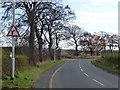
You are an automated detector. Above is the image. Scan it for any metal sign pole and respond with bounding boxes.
[54,48,56,62]
[11,0,15,80]
[54,33,57,63]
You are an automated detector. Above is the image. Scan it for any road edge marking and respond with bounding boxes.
[49,61,68,88]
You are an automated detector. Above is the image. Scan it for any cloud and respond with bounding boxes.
[74,10,117,25]
[90,0,119,4]
[71,10,118,34]
[62,0,118,34]
[63,0,119,6]
[62,0,81,4]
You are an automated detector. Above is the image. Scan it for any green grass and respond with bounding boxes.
[91,52,120,75]
[2,60,65,88]
[91,60,119,75]
[61,54,95,59]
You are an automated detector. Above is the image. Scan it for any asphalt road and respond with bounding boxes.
[34,59,119,88]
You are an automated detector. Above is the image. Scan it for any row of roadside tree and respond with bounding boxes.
[0,1,120,66]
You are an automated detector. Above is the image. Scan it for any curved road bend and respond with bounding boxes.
[51,59,118,88]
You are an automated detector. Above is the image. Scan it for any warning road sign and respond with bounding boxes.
[7,25,20,37]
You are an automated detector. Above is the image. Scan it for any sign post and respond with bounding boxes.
[7,0,20,80]
[11,1,15,80]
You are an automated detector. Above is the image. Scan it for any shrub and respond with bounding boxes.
[102,52,119,69]
[2,48,11,76]
[2,48,28,79]
[15,55,28,71]
[103,52,118,64]
[93,51,120,75]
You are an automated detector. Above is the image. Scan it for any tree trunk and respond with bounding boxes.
[109,44,113,53]
[75,44,78,56]
[89,48,93,56]
[28,7,36,66]
[119,46,120,53]
[35,25,43,62]
[48,44,53,60]
[48,26,53,60]
[29,23,36,66]
[55,33,59,49]
[38,38,43,62]
[118,39,120,53]
[22,3,37,66]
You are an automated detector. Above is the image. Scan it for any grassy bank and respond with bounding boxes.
[61,54,95,59]
[91,52,120,75]
[2,60,65,88]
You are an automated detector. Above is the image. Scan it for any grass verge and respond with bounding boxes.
[91,52,120,75]
[2,60,65,88]
[61,54,95,59]
[91,60,120,75]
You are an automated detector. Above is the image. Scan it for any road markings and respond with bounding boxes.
[81,69,83,72]
[79,63,81,67]
[49,61,68,88]
[92,79,104,86]
[79,60,105,87]
[84,73,89,77]
[79,63,83,72]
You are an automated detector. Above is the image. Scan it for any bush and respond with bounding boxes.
[15,55,28,71]
[101,52,120,69]
[92,51,120,75]
[103,52,119,64]
[61,54,73,59]
[2,48,28,79]
[2,48,11,76]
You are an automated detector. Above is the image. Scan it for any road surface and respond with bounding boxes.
[34,59,119,88]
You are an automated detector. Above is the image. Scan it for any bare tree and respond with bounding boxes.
[64,24,83,56]
[0,2,75,62]
[79,32,93,56]
[42,4,75,60]
[1,2,38,65]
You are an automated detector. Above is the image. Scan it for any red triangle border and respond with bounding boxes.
[7,25,20,37]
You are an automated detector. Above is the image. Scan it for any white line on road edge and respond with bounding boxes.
[49,61,68,88]
[92,79,104,86]
[84,73,89,77]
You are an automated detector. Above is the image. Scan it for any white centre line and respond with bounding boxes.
[92,79,104,86]
[79,61,104,87]
[84,73,89,77]
[79,63,81,68]
[79,62,83,71]
[81,69,83,72]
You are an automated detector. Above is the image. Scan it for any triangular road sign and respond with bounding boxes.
[7,25,20,37]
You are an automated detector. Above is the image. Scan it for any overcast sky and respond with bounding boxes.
[0,1,119,49]
[62,0,119,34]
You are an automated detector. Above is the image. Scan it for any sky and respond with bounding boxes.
[0,0,119,49]
[62,0,119,34]
[59,0,119,49]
